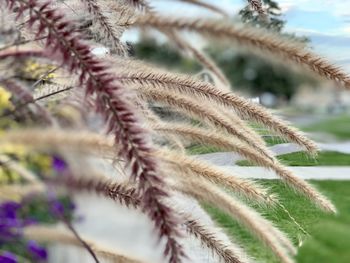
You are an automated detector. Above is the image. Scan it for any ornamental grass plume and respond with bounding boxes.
[24,225,143,263]
[51,173,250,263]
[162,30,231,89]
[0,128,273,205]
[3,0,185,261]
[0,0,344,262]
[1,79,53,124]
[152,123,274,165]
[0,127,333,212]
[171,178,295,263]
[114,59,319,154]
[137,86,273,159]
[79,0,131,56]
[176,0,228,17]
[158,148,276,205]
[135,14,350,89]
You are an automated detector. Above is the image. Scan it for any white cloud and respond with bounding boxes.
[340,26,350,34]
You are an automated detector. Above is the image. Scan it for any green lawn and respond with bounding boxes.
[263,136,287,146]
[187,114,350,156]
[186,144,221,155]
[186,137,286,155]
[301,114,350,140]
[237,151,350,166]
[205,180,350,263]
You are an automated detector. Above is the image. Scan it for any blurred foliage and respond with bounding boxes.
[207,49,315,100]
[20,195,75,224]
[132,38,200,73]
[1,195,74,262]
[0,59,67,184]
[133,38,314,101]
[0,143,53,184]
[229,0,312,99]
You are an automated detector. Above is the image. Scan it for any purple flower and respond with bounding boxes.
[0,220,22,241]
[23,218,37,227]
[0,251,17,263]
[0,202,20,219]
[27,240,47,261]
[52,156,67,173]
[47,192,75,218]
[0,202,22,242]
[50,199,65,217]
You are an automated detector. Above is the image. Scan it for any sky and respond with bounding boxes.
[139,0,350,72]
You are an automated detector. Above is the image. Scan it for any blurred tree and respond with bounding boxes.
[223,0,313,102]
[239,0,284,32]
[132,37,200,73]
[132,1,315,103]
[239,0,309,42]
[207,50,303,100]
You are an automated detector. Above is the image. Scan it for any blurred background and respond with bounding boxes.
[1,1,350,263]
[125,0,350,114]
[120,1,350,262]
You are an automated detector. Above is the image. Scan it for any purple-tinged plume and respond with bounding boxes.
[4,1,185,261]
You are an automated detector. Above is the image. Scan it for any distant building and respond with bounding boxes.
[292,84,350,113]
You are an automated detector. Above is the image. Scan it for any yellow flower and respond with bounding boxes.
[0,168,9,184]
[0,167,21,184]
[23,60,56,80]
[0,86,13,111]
[0,144,27,157]
[30,153,52,173]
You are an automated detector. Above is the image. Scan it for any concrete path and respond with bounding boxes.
[318,141,350,154]
[196,141,350,166]
[219,166,350,180]
[48,159,225,263]
[270,142,350,155]
[48,141,350,263]
[48,164,350,263]
[49,192,225,263]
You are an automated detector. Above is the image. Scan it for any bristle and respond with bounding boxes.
[80,0,131,56]
[138,87,274,160]
[159,149,276,205]
[54,174,252,263]
[0,129,334,212]
[152,123,274,165]
[113,57,319,155]
[5,2,185,260]
[136,15,350,89]
[0,1,340,262]
[163,30,231,89]
[172,178,295,263]
[184,216,251,263]
[1,79,54,125]
[177,0,229,17]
